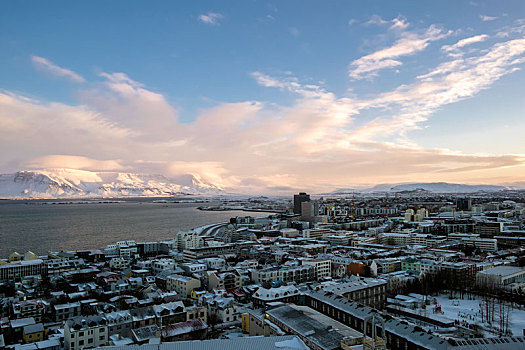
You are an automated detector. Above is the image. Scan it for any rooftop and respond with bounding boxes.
[94,335,307,350]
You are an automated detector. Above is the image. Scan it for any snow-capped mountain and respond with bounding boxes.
[0,169,224,198]
[325,182,520,195]
[386,182,508,193]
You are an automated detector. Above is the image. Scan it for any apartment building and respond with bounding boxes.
[53,302,81,322]
[166,275,201,297]
[207,270,243,291]
[251,265,315,284]
[0,259,47,282]
[301,259,332,280]
[314,278,387,309]
[64,316,109,350]
[12,300,45,323]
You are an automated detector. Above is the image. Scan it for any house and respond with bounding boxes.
[13,300,45,323]
[201,295,239,323]
[130,306,156,329]
[53,302,81,322]
[207,270,243,291]
[22,323,44,343]
[105,311,132,337]
[64,316,109,350]
[132,325,160,344]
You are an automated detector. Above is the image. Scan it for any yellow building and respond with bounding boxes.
[241,313,250,333]
[190,289,206,300]
[8,252,22,262]
[23,324,45,343]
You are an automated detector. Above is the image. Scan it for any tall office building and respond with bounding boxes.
[294,192,310,215]
[456,198,472,211]
[301,201,319,221]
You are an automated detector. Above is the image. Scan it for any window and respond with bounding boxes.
[88,338,93,344]
[79,340,84,346]
[100,335,105,340]
[79,332,84,337]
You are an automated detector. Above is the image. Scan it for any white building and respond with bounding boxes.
[182,263,206,275]
[109,257,128,270]
[199,258,226,270]
[477,266,525,290]
[166,274,201,297]
[301,259,332,280]
[176,231,203,252]
[201,295,240,323]
[64,316,108,350]
[152,258,177,274]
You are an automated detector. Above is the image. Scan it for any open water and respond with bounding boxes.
[0,199,265,257]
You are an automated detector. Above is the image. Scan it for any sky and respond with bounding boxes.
[1,0,525,194]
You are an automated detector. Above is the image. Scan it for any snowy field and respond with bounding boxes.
[434,294,525,337]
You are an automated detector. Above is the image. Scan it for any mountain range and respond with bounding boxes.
[327,182,524,195]
[0,169,523,199]
[0,169,224,199]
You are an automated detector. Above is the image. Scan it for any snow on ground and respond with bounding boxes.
[434,294,525,337]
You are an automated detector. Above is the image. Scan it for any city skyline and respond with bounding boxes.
[1,1,525,194]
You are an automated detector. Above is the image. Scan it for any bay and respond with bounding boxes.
[0,199,267,257]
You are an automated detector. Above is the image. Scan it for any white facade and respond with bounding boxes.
[64,317,108,350]
[302,259,332,280]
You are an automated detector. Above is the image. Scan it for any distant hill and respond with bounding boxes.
[0,168,224,199]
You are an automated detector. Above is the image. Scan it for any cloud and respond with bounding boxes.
[480,15,498,21]
[25,155,126,171]
[365,15,389,26]
[3,22,525,193]
[78,72,179,140]
[390,16,409,30]
[198,12,223,25]
[441,34,489,57]
[348,25,451,79]
[31,56,85,83]
[290,27,300,37]
[348,36,525,142]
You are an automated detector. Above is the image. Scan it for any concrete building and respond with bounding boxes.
[183,243,244,261]
[251,265,315,284]
[207,270,243,291]
[448,233,498,252]
[0,259,47,282]
[53,302,81,322]
[314,278,387,309]
[12,300,45,323]
[302,228,331,239]
[301,259,332,280]
[476,266,525,290]
[176,232,203,252]
[166,275,201,297]
[265,304,361,350]
[251,285,301,307]
[293,192,310,215]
